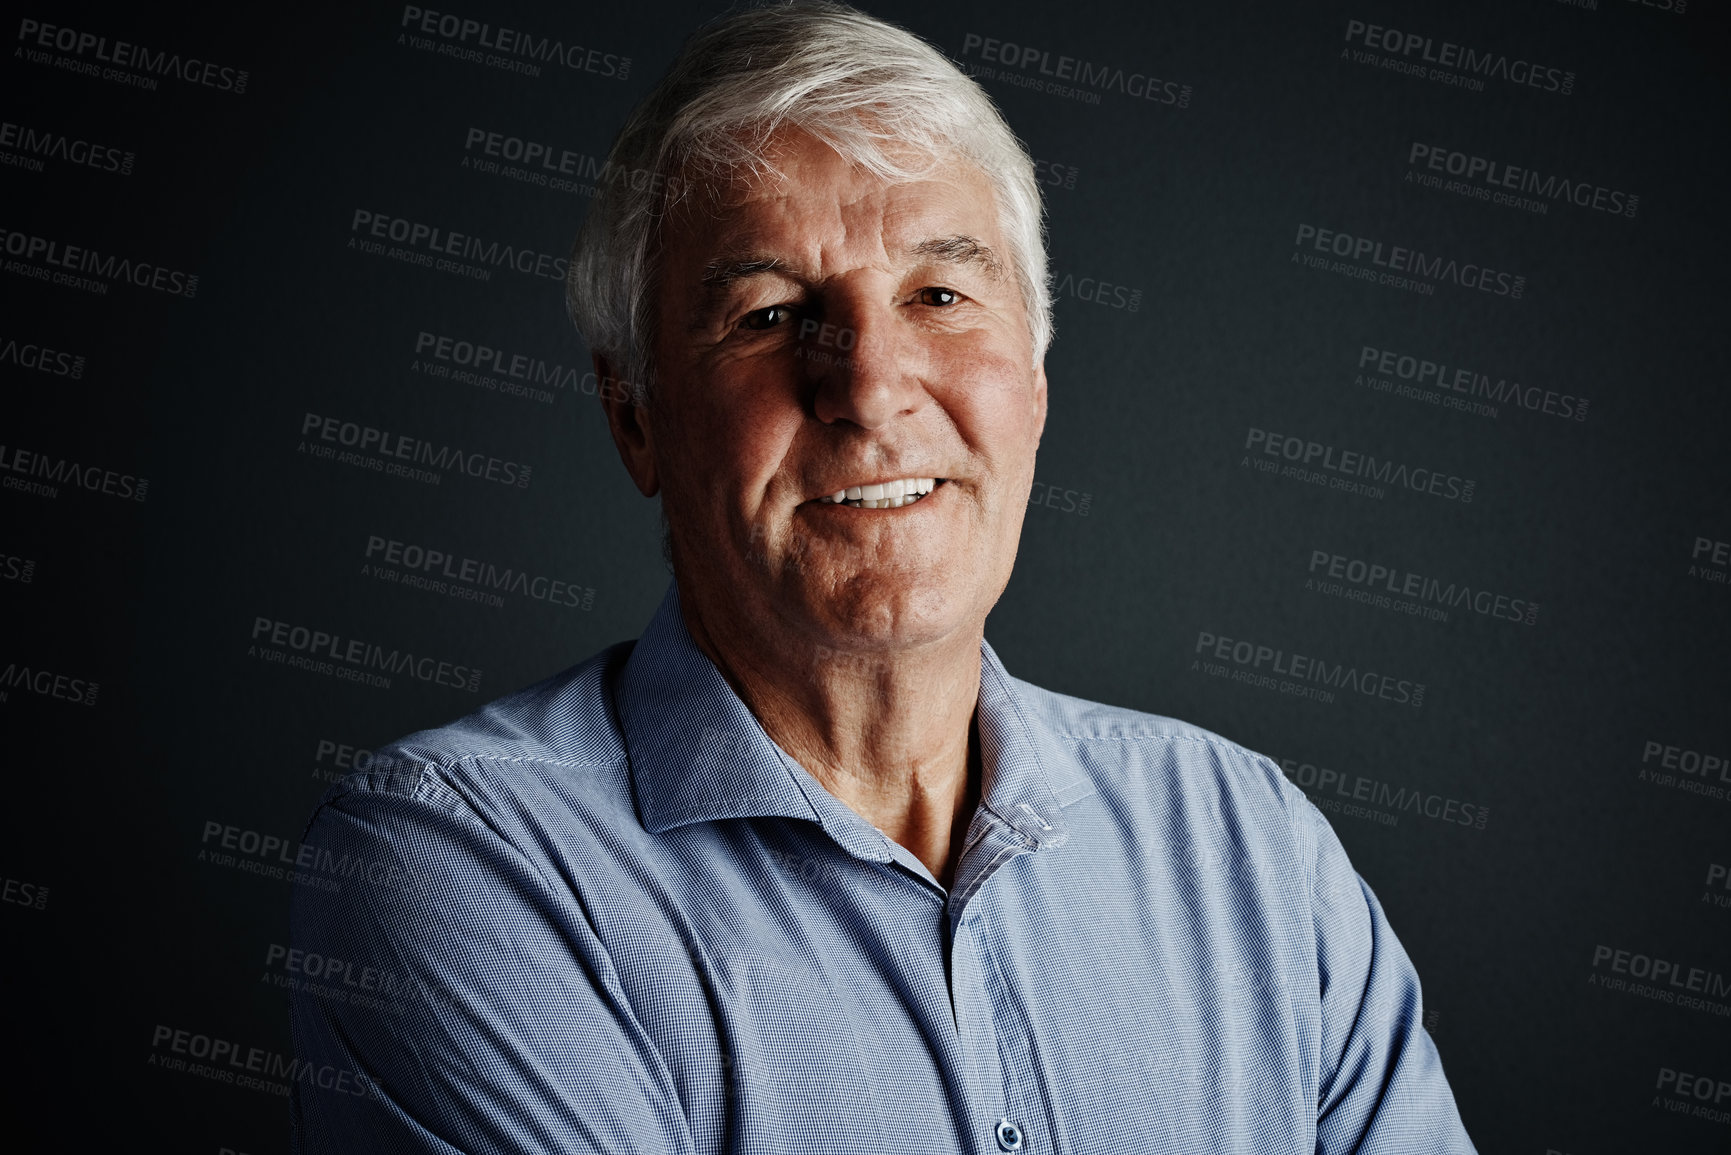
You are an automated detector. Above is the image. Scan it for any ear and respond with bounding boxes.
[594,352,659,497]
[1031,358,1049,449]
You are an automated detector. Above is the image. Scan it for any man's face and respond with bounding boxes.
[627,127,1047,654]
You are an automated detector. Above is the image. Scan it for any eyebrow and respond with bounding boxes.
[699,256,786,291]
[696,234,1005,295]
[910,235,1004,280]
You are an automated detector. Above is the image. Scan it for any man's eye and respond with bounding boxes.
[740,304,796,331]
[916,287,961,307]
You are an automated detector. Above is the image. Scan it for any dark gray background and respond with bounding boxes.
[4,0,1728,1149]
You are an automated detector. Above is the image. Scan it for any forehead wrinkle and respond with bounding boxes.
[691,169,1004,297]
[688,196,816,305]
[699,186,850,281]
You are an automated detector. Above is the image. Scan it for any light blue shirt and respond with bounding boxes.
[289,583,1475,1152]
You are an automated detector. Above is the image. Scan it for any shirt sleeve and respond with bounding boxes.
[1307,803,1478,1154]
[287,773,696,1154]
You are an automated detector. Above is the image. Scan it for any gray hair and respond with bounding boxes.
[566,0,1052,399]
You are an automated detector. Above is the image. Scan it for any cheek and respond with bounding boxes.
[659,377,801,506]
[725,391,802,485]
[940,353,1042,457]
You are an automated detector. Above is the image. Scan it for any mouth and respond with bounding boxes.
[814,477,944,510]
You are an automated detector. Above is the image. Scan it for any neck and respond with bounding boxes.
[678,585,983,888]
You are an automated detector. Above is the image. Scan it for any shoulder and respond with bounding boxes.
[301,640,638,837]
[1011,674,1294,789]
[1007,674,1322,863]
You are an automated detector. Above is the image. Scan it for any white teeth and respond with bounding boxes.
[817,477,942,506]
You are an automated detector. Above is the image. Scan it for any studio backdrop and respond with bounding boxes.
[3,0,1728,1150]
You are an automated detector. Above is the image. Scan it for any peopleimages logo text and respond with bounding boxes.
[16,19,250,92]
[0,444,147,502]
[0,661,99,706]
[1591,945,1731,1000]
[1307,549,1538,626]
[462,128,680,197]
[0,334,86,378]
[1343,18,1574,94]
[364,534,594,611]
[150,1023,378,1099]
[299,412,531,489]
[350,211,566,281]
[959,32,1191,106]
[1194,630,1425,707]
[414,331,583,393]
[1294,224,1523,298]
[0,120,134,174]
[1407,143,1636,219]
[1276,755,1489,830]
[250,617,482,692]
[399,6,630,78]
[1245,427,1475,503]
[1358,345,1587,422]
[0,227,197,296]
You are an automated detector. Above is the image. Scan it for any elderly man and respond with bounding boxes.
[290,3,1476,1151]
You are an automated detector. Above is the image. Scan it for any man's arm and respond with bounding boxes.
[288,775,696,1154]
[1308,804,1478,1153]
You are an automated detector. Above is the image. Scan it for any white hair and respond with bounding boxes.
[566,0,1052,397]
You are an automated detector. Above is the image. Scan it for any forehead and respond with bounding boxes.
[673,130,1003,267]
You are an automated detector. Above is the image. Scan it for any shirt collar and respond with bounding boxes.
[614,582,1094,855]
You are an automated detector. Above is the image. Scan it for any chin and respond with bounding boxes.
[795,573,971,651]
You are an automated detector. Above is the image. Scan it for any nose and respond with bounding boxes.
[808,296,928,430]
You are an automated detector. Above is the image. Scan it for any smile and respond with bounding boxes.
[816,477,941,509]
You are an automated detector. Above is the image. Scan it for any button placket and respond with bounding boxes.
[977,914,1056,1155]
[949,913,1009,1154]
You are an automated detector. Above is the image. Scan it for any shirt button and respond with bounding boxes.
[995,1118,1025,1151]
